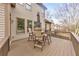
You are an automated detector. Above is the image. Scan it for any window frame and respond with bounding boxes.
[16,17,25,34]
[27,19,32,32]
[25,3,32,11]
[18,3,32,11]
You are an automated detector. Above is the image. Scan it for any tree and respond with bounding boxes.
[53,3,79,34]
[45,11,52,19]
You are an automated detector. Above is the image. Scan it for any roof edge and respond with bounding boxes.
[36,3,47,10]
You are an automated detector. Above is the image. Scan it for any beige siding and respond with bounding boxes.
[0,4,5,39]
[11,4,32,41]
[31,4,45,31]
[11,3,46,41]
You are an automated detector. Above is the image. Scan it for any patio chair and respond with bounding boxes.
[33,30,45,51]
[28,28,35,41]
[28,32,34,41]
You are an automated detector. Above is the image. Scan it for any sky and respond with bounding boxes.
[43,3,63,24]
[43,3,61,11]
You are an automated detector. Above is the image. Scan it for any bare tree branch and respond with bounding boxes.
[52,3,79,34]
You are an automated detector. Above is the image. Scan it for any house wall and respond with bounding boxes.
[11,3,46,41]
[0,4,10,56]
[5,4,11,38]
[0,4,5,40]
[31,4,45,31]
[11,4,32,41]
[0,4,10,40]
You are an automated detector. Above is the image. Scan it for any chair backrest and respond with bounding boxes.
[28,28,32,33]
[34,30,42,37]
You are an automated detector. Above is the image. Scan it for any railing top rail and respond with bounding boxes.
[0,36,10,49]
[71,32,79,43]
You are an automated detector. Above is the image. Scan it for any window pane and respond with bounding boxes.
[34,21,41,28]
[27,20,32,32]
[17,18,25,33]
[25,3,31,10]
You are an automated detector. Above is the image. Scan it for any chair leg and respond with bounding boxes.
[41,44,43,51]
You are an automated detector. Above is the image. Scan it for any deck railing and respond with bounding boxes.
[51,30,79,56]
[70,32,79,56]
[0,31,78,56]
[0,36,10,56]
[51,31,71,40]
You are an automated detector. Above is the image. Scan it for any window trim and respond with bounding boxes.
[16,17,25,34]
[27,19,32,32]
[26,3,31,6]
[25,3,32,11]
[18,3,32,11]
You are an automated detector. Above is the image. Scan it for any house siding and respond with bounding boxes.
[31,4,45,31]
[10,3,46,41]
[0,4,5,39]
[11,4,32,41]
[0,3,47,42]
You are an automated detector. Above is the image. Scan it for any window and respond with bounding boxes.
[16,18,25,33]
[27,20,32,32]
[37,12,40,22]
[25,3,31,10]
[19,3,32,10]
[34,21,41,28]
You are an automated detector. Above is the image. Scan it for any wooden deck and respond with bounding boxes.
[8,37,76,56]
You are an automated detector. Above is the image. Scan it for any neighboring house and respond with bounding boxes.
[54,24,68,32]
[45,19,51,32]
[45,18,54,32]
[51,20,55,31]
